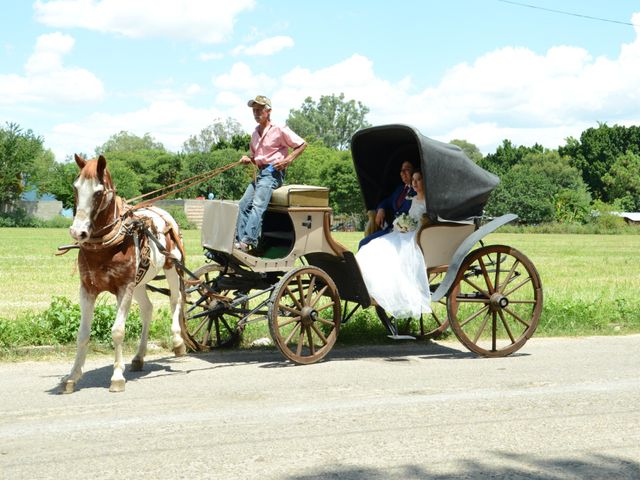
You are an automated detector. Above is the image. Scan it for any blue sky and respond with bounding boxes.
[1,0,639,160]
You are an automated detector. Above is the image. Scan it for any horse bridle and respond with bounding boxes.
[73,175,121,241]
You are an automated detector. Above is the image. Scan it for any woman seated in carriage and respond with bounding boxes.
[356,169,431,320]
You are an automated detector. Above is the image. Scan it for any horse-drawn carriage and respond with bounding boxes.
[179,124,543,364]
[61,124,542,392]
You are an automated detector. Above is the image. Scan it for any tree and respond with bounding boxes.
[287,142,363,215]
[602,151,640,210]
[479,139,543,177]
[0,123,45,206]
[285,142,326,186]
[46,160,79,209]
[182,118,246,153]
[179,149,250,200]
[286,93,371,150]
[30,149,56,195]
[96,131,165,155]
[559,123,640,201]
[213,133,251,152]
[485,150,591,224]
[449,139,482,163]
[319,151,364,215]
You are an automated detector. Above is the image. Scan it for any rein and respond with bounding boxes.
[124,160,242,212]
[57,160,242,255]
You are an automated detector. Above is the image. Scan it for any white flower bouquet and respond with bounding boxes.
[392,213,418,233]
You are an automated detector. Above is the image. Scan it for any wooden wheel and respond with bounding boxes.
[447,245,542,357]
[268,266,341,364]
[180,263,245,351]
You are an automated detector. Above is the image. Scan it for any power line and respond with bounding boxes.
[498,0,640,27]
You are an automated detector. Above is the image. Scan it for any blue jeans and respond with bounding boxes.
[236,168,284,246]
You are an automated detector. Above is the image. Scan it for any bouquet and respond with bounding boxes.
[392,213,418,233]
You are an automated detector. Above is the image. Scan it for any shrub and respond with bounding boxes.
[0,209,72,228]
[42,296,141,345]
[162,206,197,230]
[0,208,42,227]
[41,216,72,228]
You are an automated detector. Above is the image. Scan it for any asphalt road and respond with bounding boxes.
[1,335,639,480]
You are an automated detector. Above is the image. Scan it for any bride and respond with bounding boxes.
[356,170,431,319]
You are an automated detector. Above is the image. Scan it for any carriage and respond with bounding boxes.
[178,124,543,364]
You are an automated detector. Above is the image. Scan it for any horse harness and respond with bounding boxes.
[59,198,185,286]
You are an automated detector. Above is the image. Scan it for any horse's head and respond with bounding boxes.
[69,154,117,243]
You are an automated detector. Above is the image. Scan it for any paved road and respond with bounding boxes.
[1,335,639,480]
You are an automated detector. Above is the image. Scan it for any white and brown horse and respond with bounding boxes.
[61,154,186,393]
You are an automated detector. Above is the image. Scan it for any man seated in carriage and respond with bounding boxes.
[358,160,416,249]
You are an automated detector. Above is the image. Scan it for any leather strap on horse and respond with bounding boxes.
[56,196,128,255]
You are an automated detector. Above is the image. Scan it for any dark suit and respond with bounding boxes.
[359,184,414,248]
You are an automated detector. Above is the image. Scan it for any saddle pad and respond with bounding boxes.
[270,184,329,207]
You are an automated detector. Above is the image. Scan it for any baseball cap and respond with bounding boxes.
[247,95,272,109]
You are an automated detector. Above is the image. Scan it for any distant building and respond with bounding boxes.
[0,188,64,220]
[612,212,640,225]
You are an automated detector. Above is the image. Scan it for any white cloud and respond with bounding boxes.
[34,0,255,43]
[43,10,640,161]
[0,32,104,105]
[212,62,276,92]
[233,15,640,154]
[233,35,294,56]
[199,52,224,62]
[46,100,225,160]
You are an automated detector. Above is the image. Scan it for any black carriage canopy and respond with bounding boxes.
[351,124,499,222]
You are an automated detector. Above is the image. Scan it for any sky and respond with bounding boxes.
[1,0,640,161]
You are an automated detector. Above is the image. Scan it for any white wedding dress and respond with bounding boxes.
[356,197,432,319]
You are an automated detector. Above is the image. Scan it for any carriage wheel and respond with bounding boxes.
[374,268,451,339]
[268,266,341,365]
[447,245,542,357]
[180,263,245,352]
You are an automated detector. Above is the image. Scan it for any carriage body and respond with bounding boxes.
[200,185,346,272]
[181,124,543,363]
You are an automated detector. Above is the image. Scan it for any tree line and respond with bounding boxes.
[1,94,639,226]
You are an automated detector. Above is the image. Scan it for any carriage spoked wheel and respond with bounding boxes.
[268,266,341,365]
[180,263,246,352]
[447,245,542,357]
[374,267,452,339]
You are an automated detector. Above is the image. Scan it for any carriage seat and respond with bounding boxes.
[418,221,476,272]
[269,184,329,208]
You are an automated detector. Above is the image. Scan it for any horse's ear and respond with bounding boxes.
[74,154,86,169]
[97,155,107,179]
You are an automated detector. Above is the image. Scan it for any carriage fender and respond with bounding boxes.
[430,213,518,303]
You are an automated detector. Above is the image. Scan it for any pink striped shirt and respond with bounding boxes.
[250,124,304,168]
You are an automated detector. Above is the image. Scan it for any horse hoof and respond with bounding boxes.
[60,380,75,394]
[131,358,144,371]
[173,343,186,357]
[109,379,125,393]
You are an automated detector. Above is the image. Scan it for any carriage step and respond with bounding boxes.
[387,334,416,340]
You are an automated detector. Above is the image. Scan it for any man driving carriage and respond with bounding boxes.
[235,95,307,253]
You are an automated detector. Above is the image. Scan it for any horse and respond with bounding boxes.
[61,154,186,393]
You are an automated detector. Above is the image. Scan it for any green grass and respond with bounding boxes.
[1,228,639,356]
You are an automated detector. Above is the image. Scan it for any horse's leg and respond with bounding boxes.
[165,266,186,356]
[110,283,135,392]
[60,287,96,394]
[131,285,152,371]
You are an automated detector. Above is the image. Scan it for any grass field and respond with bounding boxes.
[1,227,639,343]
